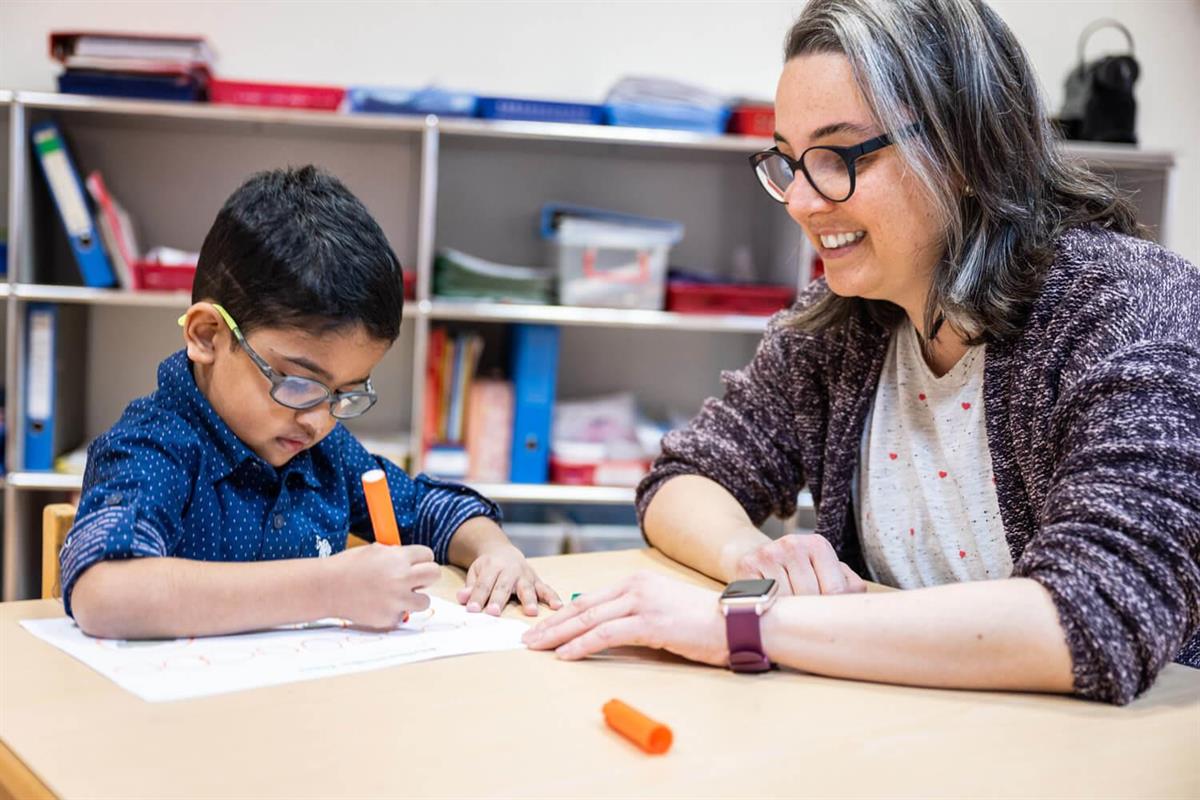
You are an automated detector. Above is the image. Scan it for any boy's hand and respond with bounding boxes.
[456,542,563,617]
[329,543,440,629]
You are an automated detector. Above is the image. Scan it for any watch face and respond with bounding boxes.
[720,579,776,600]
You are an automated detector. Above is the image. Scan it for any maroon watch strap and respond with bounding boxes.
[725,606,771,673]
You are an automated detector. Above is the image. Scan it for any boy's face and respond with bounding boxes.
[187,308,392,467]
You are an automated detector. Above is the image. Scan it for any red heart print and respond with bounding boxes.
[888,452,898,460]
[918,393,927,401]
[962,402,971,410]
[909,528,915,536]
[958,550,966,558]
[938,470,948,478]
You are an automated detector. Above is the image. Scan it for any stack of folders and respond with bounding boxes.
[433,248,554,305]
[422,324,559,485]
[50,32,214,102]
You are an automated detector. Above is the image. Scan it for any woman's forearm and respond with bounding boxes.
[642,475,771,582]
[762,577,1075,693]
[69,556,335,639]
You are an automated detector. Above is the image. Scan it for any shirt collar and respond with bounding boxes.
[156,350,321,488]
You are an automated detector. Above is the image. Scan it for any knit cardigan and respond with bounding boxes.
[637,227,1200,705]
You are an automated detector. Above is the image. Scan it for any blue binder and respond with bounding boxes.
[24,303,59,470]
[23,303,85,471]
[509,324,559,484]
[31,121,117,288]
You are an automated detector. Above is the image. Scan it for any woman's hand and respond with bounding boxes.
[732,533,867,596]
[522,571,728,667]
[456,542,562,616]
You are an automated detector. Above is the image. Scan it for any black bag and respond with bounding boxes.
[1057,19,1139,144]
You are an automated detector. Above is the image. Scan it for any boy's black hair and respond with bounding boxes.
[192,165,403,342]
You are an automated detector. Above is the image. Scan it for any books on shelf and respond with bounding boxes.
[52,33,215,67]
[50,32,214,102]
[466,379,514,483]
[423,327,503,480]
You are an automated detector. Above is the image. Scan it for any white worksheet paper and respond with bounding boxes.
[20,596,527,702]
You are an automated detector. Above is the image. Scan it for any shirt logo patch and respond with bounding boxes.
[316,536,332,558]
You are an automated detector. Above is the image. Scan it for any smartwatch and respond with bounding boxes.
[719,578,778,673]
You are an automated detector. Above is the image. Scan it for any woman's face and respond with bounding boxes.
[774,52,945,314]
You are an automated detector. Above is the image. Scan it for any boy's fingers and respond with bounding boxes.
[456,564,478,603]
[410,562,442,588]
[466,569,496,613]
[515,579,539,616]
[535,580,563,609]
[400,544,435,564]
[486,573,517,615]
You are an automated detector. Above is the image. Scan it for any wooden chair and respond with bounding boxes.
[41,503,370,600]
[41,504,76,600]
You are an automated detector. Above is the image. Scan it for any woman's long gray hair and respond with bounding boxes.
[785,0,1143,342]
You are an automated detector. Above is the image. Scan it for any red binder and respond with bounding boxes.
[208,79,345,111]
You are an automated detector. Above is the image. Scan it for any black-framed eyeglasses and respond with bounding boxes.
[749,122,922,203]
[178,304,378,419]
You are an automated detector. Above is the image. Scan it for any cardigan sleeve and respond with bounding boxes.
[1013,340,1200,704]
[635,289,832,527]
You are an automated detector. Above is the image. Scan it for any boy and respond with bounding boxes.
[62,166,561,638]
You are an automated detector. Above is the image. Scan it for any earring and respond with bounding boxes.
[964,185,975,197]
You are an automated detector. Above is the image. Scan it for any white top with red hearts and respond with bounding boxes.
[853,322,1011,588]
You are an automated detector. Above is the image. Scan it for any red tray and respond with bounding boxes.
[209,78,344,110]
[134,261,195,292]
[728,104,775,137]
[665,282,794,316]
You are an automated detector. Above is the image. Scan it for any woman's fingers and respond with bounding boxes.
[554,616,647,660]
[840,562,868,593]
[806,539,849,594]
[532,581,627,633]
[523,591,636,650]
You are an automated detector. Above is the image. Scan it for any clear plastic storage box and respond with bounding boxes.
[542,206,684,310]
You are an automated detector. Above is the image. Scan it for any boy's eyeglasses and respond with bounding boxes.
[178,304,378,419]
[748,122,922,203]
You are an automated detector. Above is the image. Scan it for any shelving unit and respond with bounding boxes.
[0,90,1178,600]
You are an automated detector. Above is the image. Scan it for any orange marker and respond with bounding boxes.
[602,699,672,755]
[361,469,401,546]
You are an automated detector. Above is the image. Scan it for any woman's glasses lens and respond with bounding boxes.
[753,149,853,203]
[755,155,792,201]
[803,148,852,201]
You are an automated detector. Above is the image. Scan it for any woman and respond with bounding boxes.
[525,0,1199,705]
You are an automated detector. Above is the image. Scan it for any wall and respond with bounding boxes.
[0,0,1196,263]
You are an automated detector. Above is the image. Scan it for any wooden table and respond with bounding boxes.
[1,548,1197,799]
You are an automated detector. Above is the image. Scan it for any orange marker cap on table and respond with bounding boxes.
[361,469,402,546]
[603,699,673,755]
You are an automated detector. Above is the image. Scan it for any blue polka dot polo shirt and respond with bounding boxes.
[59,349,500,617]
